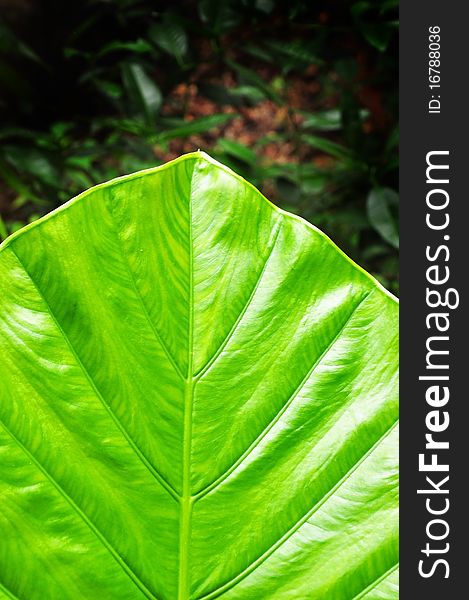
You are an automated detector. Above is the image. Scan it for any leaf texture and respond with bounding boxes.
[0,152,398,599]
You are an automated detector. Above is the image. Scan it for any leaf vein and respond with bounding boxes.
[352,562,399,599]
[0,419,158,600]
[197,419,399,600]
[194,292,371,500]
[0,581,20,600]
[105,197,186,381]
[194,220,282,379]
[9,247,180,503]
[177,156,197,600]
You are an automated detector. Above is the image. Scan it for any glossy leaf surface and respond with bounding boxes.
[0,152,398,599]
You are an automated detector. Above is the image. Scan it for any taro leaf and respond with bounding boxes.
[0,152,398,599]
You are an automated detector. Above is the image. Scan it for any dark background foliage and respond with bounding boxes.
[0,0,398,293]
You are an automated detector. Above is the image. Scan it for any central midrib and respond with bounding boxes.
[177,159,196,600]
[178,378,194,600]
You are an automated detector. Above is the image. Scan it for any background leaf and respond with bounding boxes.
[121,62,162,123]
[149,17,188,66]
[367,187,399,248]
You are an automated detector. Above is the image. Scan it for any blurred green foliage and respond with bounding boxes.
[0,0,398,292]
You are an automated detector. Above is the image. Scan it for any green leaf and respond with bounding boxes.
[3,146,59,188]
[0,159,42,204]
[367,187,399,248]
[359,24,393,52]
[228,85,266,103]
[0,22,46,68]
[153,114,237,144]
[351,1,396,52]
[0,214,7,241]
[253,0,275,14]
[0,153,398,599]
[226,59,282,104]
[300,109,342,131]
[243,43,274,63]
[149,18,188,66]
[217,139,257,164]
[98,39,154,58]
[263,39,323,72]
[303,134,356,163]
[198,0,241,34]
[121,62,162,124]
[385,126,399,154]
[94,79,124,101]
